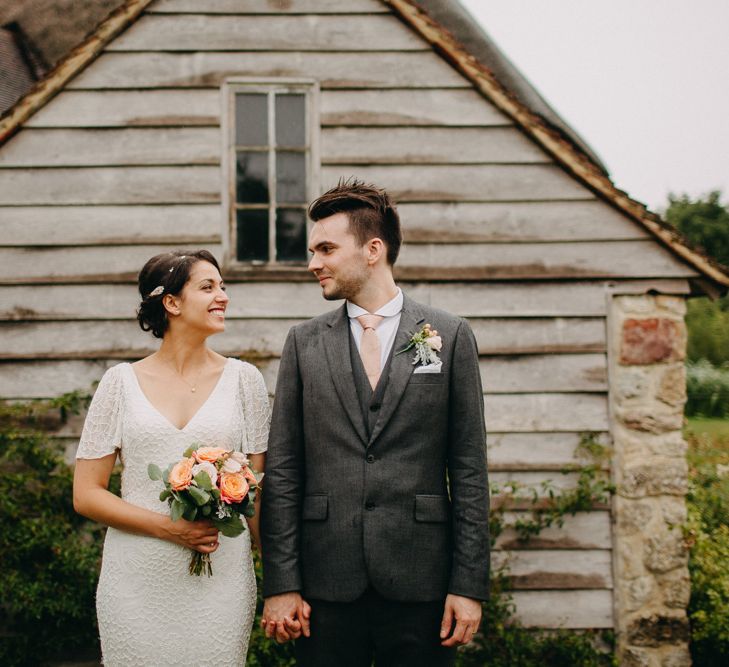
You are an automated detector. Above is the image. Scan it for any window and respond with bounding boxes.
[223,80,318,266]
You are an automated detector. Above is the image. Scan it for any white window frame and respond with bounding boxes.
[221,78,320,268]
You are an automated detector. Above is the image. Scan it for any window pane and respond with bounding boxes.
[276,208,307,261]
[236,209,269,262]
[275,94,306,147]
[276,151,306,203]
[236,151,269,203]
[235,94,268,146]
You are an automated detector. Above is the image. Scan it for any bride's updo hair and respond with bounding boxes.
[136,249,222,338]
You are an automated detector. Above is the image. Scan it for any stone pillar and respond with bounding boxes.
[608,295,692,667]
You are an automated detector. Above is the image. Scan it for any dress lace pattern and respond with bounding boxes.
[76,358,270,666]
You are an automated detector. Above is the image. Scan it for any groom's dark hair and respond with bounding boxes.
[308,178,402,266]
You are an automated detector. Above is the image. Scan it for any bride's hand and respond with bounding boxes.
[161,518,220,553]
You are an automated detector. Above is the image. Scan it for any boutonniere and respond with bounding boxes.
[396,322,443,365]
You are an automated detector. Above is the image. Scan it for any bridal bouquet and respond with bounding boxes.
[148,445,262,576]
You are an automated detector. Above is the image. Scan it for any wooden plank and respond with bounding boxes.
[26,90,221,128]
[0,245,223,281]
[0,319,606,359]
[490,470,608,494]
[0,166,219,205]
[0,205,221,246]
[483,354,607,393]
[68,52,469,90]
[491,550,613,590]
[511,590,613,628]
[148,0,389,13]
[485,394,609,432]
[109,15,426,52]
[0,283,611,320]
[321,89,510,127]
[321,127,547,164]
[0,128,221,167]
[397,201,652,242]
[495,511,612,551]
[488,432,611,471]
[320,165,593,202]
[398,240,698,279]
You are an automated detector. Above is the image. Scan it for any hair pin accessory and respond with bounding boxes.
[149,286,164,297]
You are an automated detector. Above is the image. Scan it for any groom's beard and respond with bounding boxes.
[321,269,368,301]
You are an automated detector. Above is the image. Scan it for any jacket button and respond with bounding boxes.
[370,403,380,411]
[365,501,375,510]
[366,454,375,463]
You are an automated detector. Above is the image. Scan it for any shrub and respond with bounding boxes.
[685,429,729,664]
[685,360,729,418]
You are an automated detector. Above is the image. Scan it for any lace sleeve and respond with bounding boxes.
[76,365,124,460]
[239,361,271,455]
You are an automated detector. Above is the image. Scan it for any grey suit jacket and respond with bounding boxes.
[260,294,490,602]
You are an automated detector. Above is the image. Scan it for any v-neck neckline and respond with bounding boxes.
[126,358,232,432]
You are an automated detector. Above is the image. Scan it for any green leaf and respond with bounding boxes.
[159,489,172,502]
[242,504,255,518]
[183,445,196,458]
[214,516,246,538]
[183,504,198,521]
[201,504,212,516]
[194,471,214,491]
[187,485,211,507]
[170,498,185,522]
[147,463,163,481]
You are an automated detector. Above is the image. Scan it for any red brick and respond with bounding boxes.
[620,318,685,365]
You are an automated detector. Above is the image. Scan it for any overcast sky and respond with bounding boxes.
[459,0,729,212]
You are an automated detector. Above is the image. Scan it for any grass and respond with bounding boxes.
[685,417,729,441]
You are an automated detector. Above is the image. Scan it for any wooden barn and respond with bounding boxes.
[1,1,727,662]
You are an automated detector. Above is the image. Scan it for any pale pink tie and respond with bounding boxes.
[357,314,384,389]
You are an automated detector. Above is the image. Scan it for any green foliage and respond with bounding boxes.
[685,298,729,366]
[0,395,104,667]
[665,191,729,268]
[686,360,729,419]
[684,426,729,664]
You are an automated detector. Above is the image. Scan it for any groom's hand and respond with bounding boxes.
[262,592,311,643]
[439,594,482,647]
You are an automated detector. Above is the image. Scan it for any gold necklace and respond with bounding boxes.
[165,361,204,393]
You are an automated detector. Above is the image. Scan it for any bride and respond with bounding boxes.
[73,250,269,666]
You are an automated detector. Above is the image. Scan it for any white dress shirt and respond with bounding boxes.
[347,288,403,371]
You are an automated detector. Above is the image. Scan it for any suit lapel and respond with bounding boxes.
[368,297,425,446]
[323,304,369,446]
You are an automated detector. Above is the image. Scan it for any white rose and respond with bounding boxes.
[230,451,250,466]
[221,458,242,474]
[191,461,217,486]
[426,335,442,352]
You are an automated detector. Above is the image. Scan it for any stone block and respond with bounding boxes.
[649,434,688,458]
[618,501,655,535]
[626,613,689,647]
[620,318,686,365]
[620,462,688,498]
[621,646,655,667]
[625,576,655,612]
[659,571,691,609]
[661,499,688,527]
[659,644,691,666]
[617,407,684,434]
[617,296,656,315]
[657,365,686,407]
[655,295,686,316]
[616,367,652,401]
[644,532,687,574]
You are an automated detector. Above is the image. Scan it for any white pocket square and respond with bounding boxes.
[413,363,442,374]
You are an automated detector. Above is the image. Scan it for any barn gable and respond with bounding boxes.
[0,0,725,646]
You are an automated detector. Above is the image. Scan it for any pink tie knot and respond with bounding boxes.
[357,314,383,331]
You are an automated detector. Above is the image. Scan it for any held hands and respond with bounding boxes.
[163,517,220,554]
[261,592,311,643]
[440,594,482,647]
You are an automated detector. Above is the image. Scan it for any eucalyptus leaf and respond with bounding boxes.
[183,504,198,521]
[183,445,196,458]
[159,489,172,502]
[188,485,211,507]
[147,463,163,481]
[201,504,212,516]
[243,504,255,518]
[214,517,245,538]
[170,499,184,522]
[193,471,214,491]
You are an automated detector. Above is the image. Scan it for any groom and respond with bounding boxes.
[260,180,490,666]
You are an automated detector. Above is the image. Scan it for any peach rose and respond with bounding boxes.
[219,472,249,504]
[169,457,194,491]
[242,465,258,486]
[221,457,242,474]
[194,447,229,463]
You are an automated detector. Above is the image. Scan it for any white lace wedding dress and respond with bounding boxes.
[76,358,270,666]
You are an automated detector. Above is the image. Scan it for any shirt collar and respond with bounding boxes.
[347,287,403,319]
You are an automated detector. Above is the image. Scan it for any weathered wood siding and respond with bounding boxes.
[0,0,698,629]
